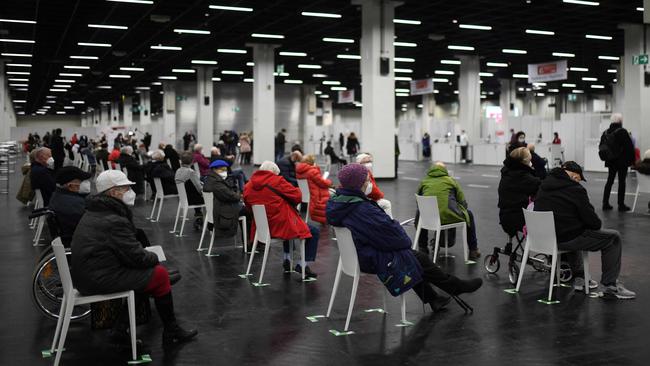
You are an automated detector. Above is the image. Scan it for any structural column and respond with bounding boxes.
[140,90,151,126]
[162,82,177,147]
[111,100,119,126]
[499,78,516,140]
[123,97,133,127]
[301,85,317,155]
[249,43,278,165]
[100,104,109,126]
[0,62,9,141]
[458,55,481,142]
[357,0,397,178]
[621,23,650,151]
[196,66,215,151]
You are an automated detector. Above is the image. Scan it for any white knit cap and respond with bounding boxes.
[259,161,280,175]
[96,170,135,193]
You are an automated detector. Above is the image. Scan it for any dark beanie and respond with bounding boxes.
[338,163,368,190]
[55,166,91,185]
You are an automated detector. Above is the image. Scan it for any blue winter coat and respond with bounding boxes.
[326,188,422,296]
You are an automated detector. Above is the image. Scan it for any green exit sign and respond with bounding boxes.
[633,54,649,65]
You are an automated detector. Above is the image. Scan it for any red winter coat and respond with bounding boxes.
[243,170,312,241]
[296,163,332,224]
[367,172,385,201]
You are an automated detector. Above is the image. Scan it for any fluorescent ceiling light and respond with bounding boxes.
[394,19,421,25]
[284,79,304,84]
[301,11,341,18]
[251,33,284,39]
[151,81,162,85]
[172,68,195,73]
[7,63,32,67]
[151,45,182,50]
[107,0,153,3]
[64,65,90,69]
[441,59,461,65]
[432,78,448,82]
[582,77,597,81]
[570,67,589,72]
[158,76,177,80]
[70,55,98,60]
[211,77,221,81]
[54,79,75,83]
[217,48,246,54]
[396,93,409,97]
[0,18,36,24]
[395,76,412,81]
[120,67,144,71]
[434,70,454,75]
[246,62,254,66]
[319,94,329,98]
[532,82,547,86]
[486,62,508,67]
[572,89,584,93]
[312,74,327,78]
[191,60,218,64]
[244,78,254,83]
[396,88,410,93]
[322,80,341,85]
[548,88,559,92]
[109,74,131,78]
[322,37,354,43]
[222,70,244,75]
[56,111,66,114]
[8,78,28,82]
[78,42,111,47]
[134,86,150,90]
[60,73,82,77]
[298,64,321,69]
[174,29,210,35]
[88,24,127,30]
[563,0,599,5]
[1,53,32,57]
[314,91,322,95]
[395,57,415,62]
[459,24,492,30]
[279,51,307,57]
[46,96,57,98]
[591,84,605,89]
[7,71,30,75]
[274,72,289,77]
[562,83,576,87]
[9,84,28,87]
[526,29,555,35]
[63,106,75,109]
[513,74,529,78]
[71,101,85,104]
[209,5,253,12]
[502,48,527,54]
[394,41,417,47]
[638,7,644,11]
[479,72,494,77]
[607,69,617,73]
[0,38,34,44]
[585,34,612,40]
[331,86,347,91]
[394,68,413,73]
[337,54,361,60]
[50,89,67,92]
[598,55,619,60]
[552,52,575,57]
[448,45,474,51]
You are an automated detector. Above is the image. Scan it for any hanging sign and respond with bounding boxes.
[410,78,434,95]
[527,60,567,83]
[338,89,355,104]
[633,54,649,65]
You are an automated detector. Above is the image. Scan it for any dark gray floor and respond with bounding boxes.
[1,159,649,365]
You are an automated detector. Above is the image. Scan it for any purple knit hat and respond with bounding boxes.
[338,163,369,190]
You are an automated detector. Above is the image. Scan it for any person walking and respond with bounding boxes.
[600,113,635,211]
[275,129,287,162]
[346,132,360,158]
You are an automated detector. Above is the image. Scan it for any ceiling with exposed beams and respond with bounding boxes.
[0,0,644,116]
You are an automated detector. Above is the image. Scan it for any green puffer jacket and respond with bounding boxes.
[417,165,470,225]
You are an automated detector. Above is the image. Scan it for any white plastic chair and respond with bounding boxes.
[326,226,407,332]
[170,183,205,237]
[82,154,91,173]
[516,209,591,303]
[197,192,247,256]
[30,189,43,229]
[33,189,46,245]
[631,172,650,212]
[149,177,178,222]
[244,205,306,284]
[122,167,129,177]
[49,238,137,366]
[412,195,469,263]
[192,162,200,174]
[297,179,311,222]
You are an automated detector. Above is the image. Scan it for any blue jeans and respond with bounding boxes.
[283,224,319,262]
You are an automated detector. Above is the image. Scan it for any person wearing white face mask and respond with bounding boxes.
[29,147,57,205]
[49,166,93,247]
[202,160,244,239]
[355,153,393,217]
[72,170,199,346]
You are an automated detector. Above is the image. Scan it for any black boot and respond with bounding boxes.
[436,276,483,296]
[413,282,450,312]
[154,293,198,347]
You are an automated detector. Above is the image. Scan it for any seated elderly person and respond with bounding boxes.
[30,147,56,205]
[145,150,178,196]
[327,164,482,312]
[203,160,246,238]
[49,166,92,247]
[192,144,211,177]
[116,145,145,195]
[71,170,197,346]
[416,162,481,260]
[526,143,548,179]
[355,153,392,217]
[277,150,302,187]
[243,161,319,278]
[295,154,332,225]
[175,151,204,217]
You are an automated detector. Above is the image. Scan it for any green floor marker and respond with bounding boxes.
[504,289,518,294]
[127,354,152,364]
[238,274,252,279]
[252,282,270,287]
[364,308,386,313]
[465,260,477,265]
[306,315,326,323]
[329,329,355,336]
[537,299,560,305]
[395,320,414,327]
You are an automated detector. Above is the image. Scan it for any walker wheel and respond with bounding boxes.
[508,263,519,285]
[559,262,573,283]
[484,254,500,274]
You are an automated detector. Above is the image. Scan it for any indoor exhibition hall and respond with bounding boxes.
[1,0,649,365]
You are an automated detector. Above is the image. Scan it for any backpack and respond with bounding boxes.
[599,129,620,162]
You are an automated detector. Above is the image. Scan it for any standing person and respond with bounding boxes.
[338,133,345,153]
[182,131,194,151]
[239,132,252,165]
[346,132,360,157]
[50,129,65,172]
[95,143,110,170]
[507,131,527,155]
[600,113,635,211]
[142,132,152,152]
[459,130,469,163]
[324,141,347,165]
[395,134,400,176]
[70,133,78,146]
[422,132,431,158]
[164,144,181,171]
[275,129,287,162]
[552,132,562,145]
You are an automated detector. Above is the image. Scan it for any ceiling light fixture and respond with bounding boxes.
[395,76,412,81]
[394,41,417,47]
[585,34,612,40]
[312,74,327,78]
[246,62,254,66]
[60,73,83,76]
[570,67,589,72]
[607,69,617,73]
[331,86,347,91]
[174,29,210,35]
[486,62,508,67]
[459,24,492,30]
[208,4,253,12]
[525,29,555,35]
[513,74,529,78]
[479,72,494,77]
[591,84,605,88]
[434,70,454,75]
[244,78,254,83]
[598,55,620,60]
[7,71,30,75]
[279,51,307,57]
[337,54,361,59]
[7,63,32,67]
[151,45,182,50]
[251,33,284,39]
[0,38,34,44]
[563,0,599,6]
[78,42,111,47]
[502,48,527,54]
[211,77,221,81]
[322,80,341,85]
[582,76,597,81]
[298,64,321,69]
[191,60,218,64]
[301,11,341,18]
[394,68,413,73]
[552,52,575,57]
[441,59,461,65]
[562,83,576,87]
[284,79,304,84]
[158,76,177,80]
[395,57,415,62]
[1,52,32,57]
[109,74,131,78]
[0,18,36,24]
[70,55,98,60]
[120,67,144,71]
[88,23,127,30]
[97,85,112,89]
[8,78,28,82]
[322,37,354,43]
[394,19,421,25]
[172,68,195,73]
[221,70,244,75]
[217,48,246,54]
[64,65,90,69]
[54,79,75,83]
[448,45,475,51]
[432,78,449,82]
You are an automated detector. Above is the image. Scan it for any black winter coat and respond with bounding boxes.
[277,156,298,187]
[30,162,56,205]
[498,157,541,236]
[49,188,87,247]
[117,153,145,194]
[604,123,635,168]
[636,158,650,175]
[145,160,178,195]
[203,171,242,238]
[71,194,158,295]
[534,168,602,243]
[164,146,180,171]
[530,151,547,179]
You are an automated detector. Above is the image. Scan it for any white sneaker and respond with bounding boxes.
[573,277,598,292]
[601,281,636,300]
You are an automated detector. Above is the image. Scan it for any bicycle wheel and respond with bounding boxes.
[484,254,500,274]
[32,250,91,321]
